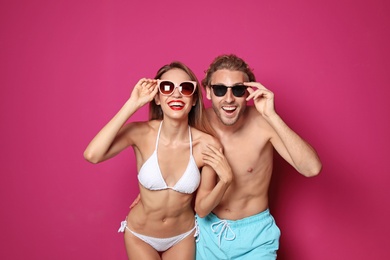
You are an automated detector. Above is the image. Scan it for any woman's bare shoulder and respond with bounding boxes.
[124,120,160,132]
[122,120,161,145]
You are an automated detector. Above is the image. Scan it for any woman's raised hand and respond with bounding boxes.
[129,78,159,107]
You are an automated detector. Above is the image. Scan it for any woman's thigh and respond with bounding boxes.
[161,230,195,260]
[124,231,161,260]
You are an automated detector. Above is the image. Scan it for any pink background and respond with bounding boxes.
[1,0,389,259]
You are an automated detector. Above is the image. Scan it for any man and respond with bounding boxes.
[194,54,322,259]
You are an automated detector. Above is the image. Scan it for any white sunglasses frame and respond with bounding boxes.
[157,80,197,96]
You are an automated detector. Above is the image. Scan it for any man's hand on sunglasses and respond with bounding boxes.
[244,82,276,118]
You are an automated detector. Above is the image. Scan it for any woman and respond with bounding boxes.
[84,61,232,259]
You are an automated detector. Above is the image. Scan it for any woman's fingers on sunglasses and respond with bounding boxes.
[143,79,157,88]
[134,79,157,98]
[148,80,158,91]
[136,78,151,87]
[136,78,146,87]
[138,79,157,91]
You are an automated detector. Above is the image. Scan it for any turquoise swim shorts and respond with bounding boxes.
[195,209,280,260]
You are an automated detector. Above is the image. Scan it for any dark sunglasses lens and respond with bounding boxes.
[212,85,228,96]
[180,82,195,95]
[159,81,175,95]
[232,85,247,97]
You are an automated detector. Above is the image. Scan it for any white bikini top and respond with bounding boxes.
[138,121,201,194]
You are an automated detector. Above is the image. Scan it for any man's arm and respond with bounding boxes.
[267,113,322,176]
[245,82,322,177]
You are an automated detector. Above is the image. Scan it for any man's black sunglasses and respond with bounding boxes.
[210,84,247,97]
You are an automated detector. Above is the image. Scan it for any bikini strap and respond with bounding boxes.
[155,121,163,150]
[189,125,193,154]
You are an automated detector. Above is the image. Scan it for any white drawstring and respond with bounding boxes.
[194,218,200,242]
[211,220,236,247]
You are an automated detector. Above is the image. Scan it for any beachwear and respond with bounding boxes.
[118,121,200,252]
[195,209,281,260]
[118,219,198,252]
[138,121,201,194]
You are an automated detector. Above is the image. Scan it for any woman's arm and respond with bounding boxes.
[83,79,158,163]
[195,143,233,217]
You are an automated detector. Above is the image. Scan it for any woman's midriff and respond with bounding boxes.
[126,193,195,238]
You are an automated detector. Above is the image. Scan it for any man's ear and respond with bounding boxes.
[206,86,212,100]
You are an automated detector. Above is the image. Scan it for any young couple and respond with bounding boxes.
[84,54,322,259]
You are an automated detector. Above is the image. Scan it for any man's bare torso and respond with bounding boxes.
[208,106,275,220]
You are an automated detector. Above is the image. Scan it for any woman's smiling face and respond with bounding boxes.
[154,68,197,119]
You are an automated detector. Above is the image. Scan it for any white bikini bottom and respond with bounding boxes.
[118,219,198,252]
